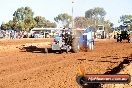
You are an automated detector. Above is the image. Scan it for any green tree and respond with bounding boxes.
[13,7,33,22]
[85,7,106,25]
[13,6,36,31]
[54,13,72,28]
[119,15,132,30]
[85,7,115,33]
[34,16,56,28]
[45,20,57,28]
[85,7,106,19]
[119,15,132,23]
[3,7,56,31]
[93,7,106,18]
[85,9,94,19]
[74,17,88,28]
[1,22,8,30]
[103,20,113,33]
[34,16,47,28]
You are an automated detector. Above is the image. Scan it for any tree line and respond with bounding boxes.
[1,7,57,31]
[1,6,132,32]
[119,15,132,30]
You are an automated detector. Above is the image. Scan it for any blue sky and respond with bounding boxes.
[0,0,132,27]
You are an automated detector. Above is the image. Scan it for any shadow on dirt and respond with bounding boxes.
[104,58,132,74]
[19,45,71,54]
[19,45,52,53]
[101,56,111,58]
[97,60,112,62]
[80,56,132,88]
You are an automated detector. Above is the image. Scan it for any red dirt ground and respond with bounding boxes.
[0,38,131,88]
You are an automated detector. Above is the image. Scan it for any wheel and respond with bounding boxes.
[44,48,48,53]
[120,38,122,42]
[117,39,119,42]
[120,39,122,42]
[72,37,80,53]
[59,50,63,54]
[128,38,131,43]
[119,35,122,42]
[66,46,71,53]
[117,35,120,42]
[66,47,69,53]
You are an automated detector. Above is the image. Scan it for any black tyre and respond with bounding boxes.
[44,48,48,53]
[66,46,71,53]
[59,50,63,54]
[120,37,122,42]
[118,35,122,42]
[117,35,120,42]
[117,38,119,42]
[128,38,131,43]
[66,48,68,53]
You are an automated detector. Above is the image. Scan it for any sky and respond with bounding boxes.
[0,0,132,27]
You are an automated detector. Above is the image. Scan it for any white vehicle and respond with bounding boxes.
[34,32,44,38]
[30,28,70,38]
[96,25,106,39]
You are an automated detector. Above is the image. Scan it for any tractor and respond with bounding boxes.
[116,25,131,43]
[51,29,80,53]
[20,28,94,53]
[117,31,131,43]
[51,28,94,53]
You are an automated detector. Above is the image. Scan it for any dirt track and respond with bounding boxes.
[0,38,132,88]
